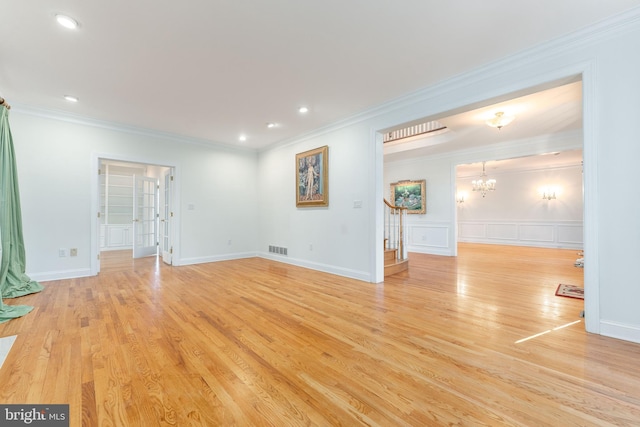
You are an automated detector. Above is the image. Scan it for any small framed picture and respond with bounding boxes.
[390,179,426,214]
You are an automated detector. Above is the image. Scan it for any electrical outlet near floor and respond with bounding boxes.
[70,248,78,257]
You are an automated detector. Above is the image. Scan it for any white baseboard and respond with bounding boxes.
[99,246,133,251]
[29,268,93,282]
[600,320,640,344]
[177,251,257,266]
[407,246,454,256]
[258,252,371,282]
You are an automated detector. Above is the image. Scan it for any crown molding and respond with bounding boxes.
[10,103,256,155]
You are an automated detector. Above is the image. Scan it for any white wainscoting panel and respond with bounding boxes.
[486,223,519,241]
[458,220,583,249]
[520,224,555,242]
[458,223,485,239]
[406,222,452,255]
[557,224,584,245]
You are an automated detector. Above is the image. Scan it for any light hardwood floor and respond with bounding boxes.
[1,244,639,426]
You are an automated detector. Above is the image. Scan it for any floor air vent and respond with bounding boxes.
[269,245,288,256]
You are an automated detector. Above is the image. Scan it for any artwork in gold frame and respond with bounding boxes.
[390,179,426,214]
[296,146,329,207]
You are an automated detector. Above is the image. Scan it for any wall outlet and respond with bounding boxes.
[59,248,68,257]
[70,248,78,256]
[228,239,232,245]
[309,243,313,251]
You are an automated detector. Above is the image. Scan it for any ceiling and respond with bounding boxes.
[2,1,640,151]
[384,80,584,173]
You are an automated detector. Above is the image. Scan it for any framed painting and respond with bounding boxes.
[296,145,329,207]
[390,179,426,214]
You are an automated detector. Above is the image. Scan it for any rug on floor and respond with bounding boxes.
[555,284,584,299]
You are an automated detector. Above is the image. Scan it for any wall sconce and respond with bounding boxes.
[456,192,467,204]
[540,186,559,200]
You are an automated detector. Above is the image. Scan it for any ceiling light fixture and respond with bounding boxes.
[298,106,309,113]
[485,111,514,130]
[239,135,247,142]
[266,122,276,128]
[64,95,78,103]
[472,162,496,197]
[55,14,79,30]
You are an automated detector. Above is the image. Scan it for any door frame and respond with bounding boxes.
[90,153,180,275]
[374,65,598,334]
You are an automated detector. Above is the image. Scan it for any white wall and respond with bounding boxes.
[10,111,259,280]
[257,122,375,280]
[456,164,583,249]
[457,165,583,222]
[258,9,640,343]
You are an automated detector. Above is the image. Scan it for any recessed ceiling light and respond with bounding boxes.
[55,14,79,30]
[239,135,247,142]
[64,95,78,103]
[298,106,309,113]
[266,122,276,128]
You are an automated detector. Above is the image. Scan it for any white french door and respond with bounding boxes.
[133,175,159,259]
[161,169,173,265]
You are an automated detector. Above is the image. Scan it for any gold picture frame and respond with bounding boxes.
[296,146,329,207]
[390,179,426,214]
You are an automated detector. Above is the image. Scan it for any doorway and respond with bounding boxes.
[455,151,584,251]
[93,158,176,273]
[378,74,595,328]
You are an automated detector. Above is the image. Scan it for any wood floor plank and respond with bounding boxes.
[1,245,639,426]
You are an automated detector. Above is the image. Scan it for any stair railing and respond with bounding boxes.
[384,199,408,261]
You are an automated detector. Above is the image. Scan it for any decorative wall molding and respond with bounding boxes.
[405,222,453,256]
[458,220,583,249]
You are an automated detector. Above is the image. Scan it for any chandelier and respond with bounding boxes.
[472,162,496,197]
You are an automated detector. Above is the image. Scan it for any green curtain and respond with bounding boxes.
[0,106,43,323]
